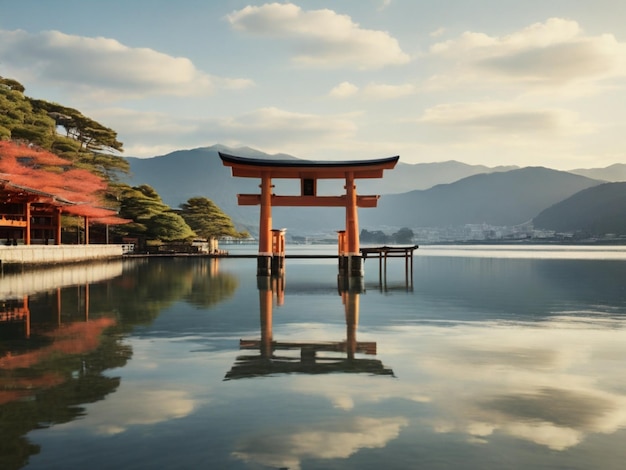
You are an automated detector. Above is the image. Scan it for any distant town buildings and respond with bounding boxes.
[411,223,551,243]
[265,223,626,245]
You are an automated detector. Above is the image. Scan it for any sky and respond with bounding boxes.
[1,0,625,170]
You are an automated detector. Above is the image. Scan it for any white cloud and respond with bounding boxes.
[90,107,198,156]
[419,101,592,136]
[226,3,411,69]
[94,108,192,137]
[329,81,416,100]
[0,29,253,100]
[378,0,393,11]
[406,98,591,167]
[428,18,626,92]
[430,27,446,38]
[216,107,359,149]
[97,106,360,158]
[362,82,416,100]
[329,81,359,98]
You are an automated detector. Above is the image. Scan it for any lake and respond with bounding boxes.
[2,245,626,469]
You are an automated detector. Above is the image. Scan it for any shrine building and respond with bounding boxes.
[0,178,125,246]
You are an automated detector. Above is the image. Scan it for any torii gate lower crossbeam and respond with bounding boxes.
[219,152,399,278]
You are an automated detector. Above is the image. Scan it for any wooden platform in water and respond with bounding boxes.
[125,246,419,260]
[360,245,419,258]
[360,245,418,290]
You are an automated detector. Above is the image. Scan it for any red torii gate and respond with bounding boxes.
[219,152,399,277]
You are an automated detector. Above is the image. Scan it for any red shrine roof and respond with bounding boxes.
[0,178,128,224]
[219,152,399,179]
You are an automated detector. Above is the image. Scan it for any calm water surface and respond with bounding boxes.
[2,245,626,469]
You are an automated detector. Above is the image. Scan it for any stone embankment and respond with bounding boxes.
[0,245,128,268]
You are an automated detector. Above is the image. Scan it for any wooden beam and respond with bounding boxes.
[0,216,27,227]
[237,194,380,207]
[229,168,391,179]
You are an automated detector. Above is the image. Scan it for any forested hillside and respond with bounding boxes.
[0,76,243,246]
[0,76,127,181]
[533,182,626,236]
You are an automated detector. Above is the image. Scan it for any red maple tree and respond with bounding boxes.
[0,141,121,220]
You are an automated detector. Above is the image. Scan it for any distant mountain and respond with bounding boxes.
[124,145,520,232]
[319,160,518,195]
[533,182,626,235]
[359,167,602,229]
[569,163,626,182]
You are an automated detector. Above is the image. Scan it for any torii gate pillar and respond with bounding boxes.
[344,171,363,278]
[257,173,273,276]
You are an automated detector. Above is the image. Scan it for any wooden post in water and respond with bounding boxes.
[271,228,286,276]
[337,230,347,276]
[344,171,363,278]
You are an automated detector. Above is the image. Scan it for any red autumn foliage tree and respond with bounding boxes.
[0,141,113,215]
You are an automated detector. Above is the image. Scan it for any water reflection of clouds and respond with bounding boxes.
[380,319,626,450]
[63,385,195,436]
[232,416,408,470]
[289,375,431,411]
[91,386,194,434]
[51,337,207,436]
[267,318,626,453]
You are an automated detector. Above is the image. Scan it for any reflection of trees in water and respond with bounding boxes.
[112,258,238,324]
[0,257,236,469]
[0,327,132,470]
[184,261,238,308]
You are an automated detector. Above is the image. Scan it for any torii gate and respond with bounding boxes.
[219,152,399,277]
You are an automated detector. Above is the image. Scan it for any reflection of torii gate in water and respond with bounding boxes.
[219,152,399,277]
[224,277,394,380]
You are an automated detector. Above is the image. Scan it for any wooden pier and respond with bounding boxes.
[360,245,418,289]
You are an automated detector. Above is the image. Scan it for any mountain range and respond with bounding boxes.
[124,145,626,237]
[359,167,600,229]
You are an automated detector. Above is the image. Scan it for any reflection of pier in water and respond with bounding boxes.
[0,296,30,337]
[0,261,122,339]
[225,277,394,380]
[0,286,97,339]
